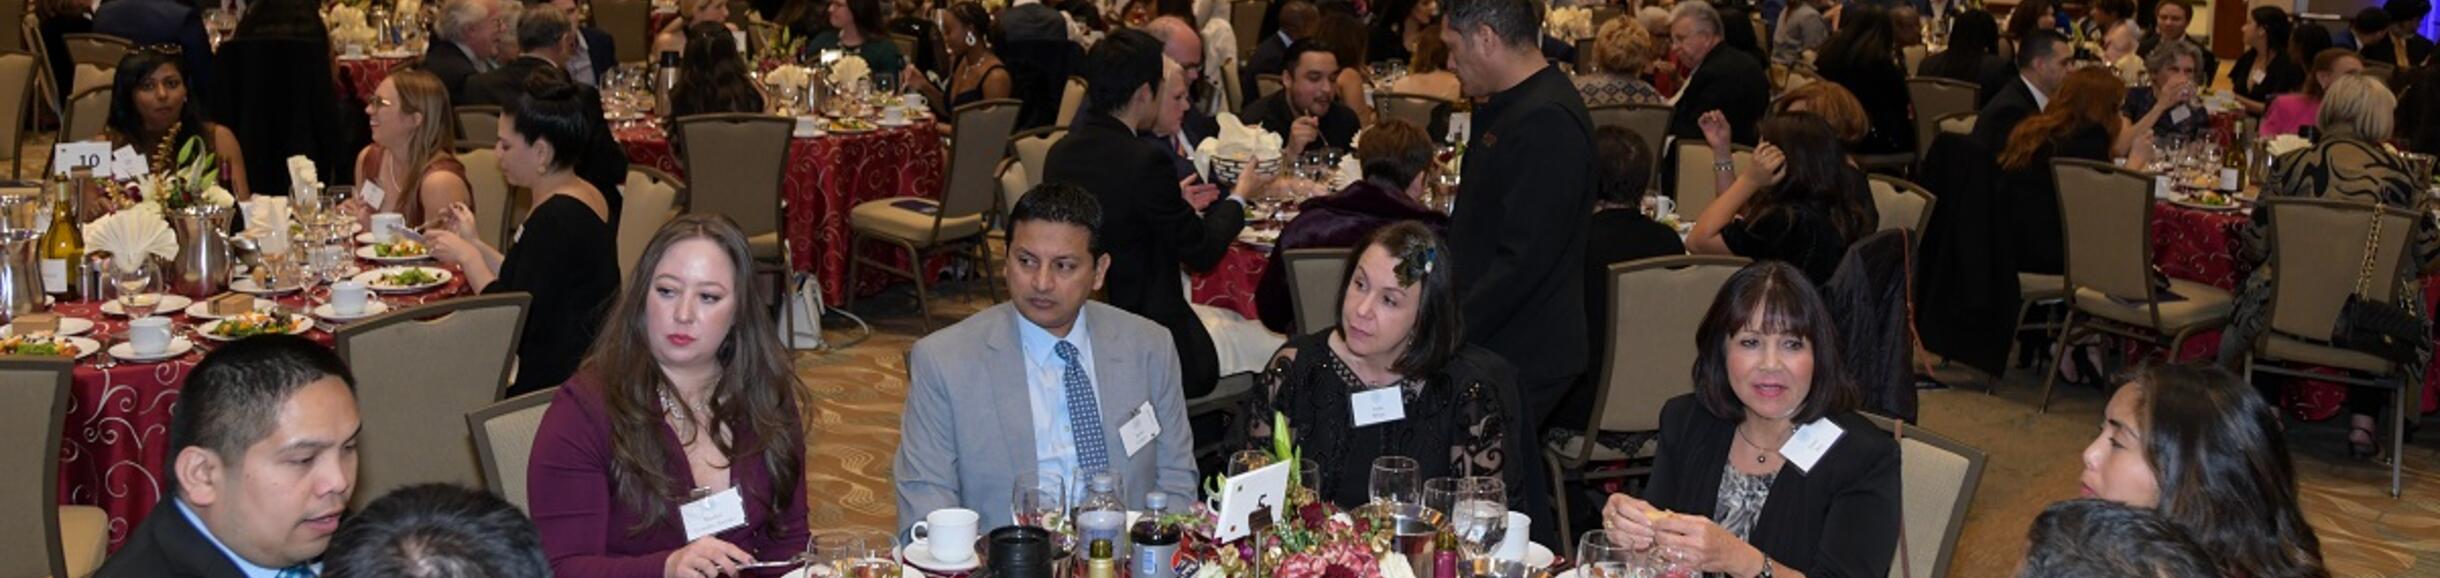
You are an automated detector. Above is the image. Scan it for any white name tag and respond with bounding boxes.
[111,146,149,179]
[52,141,112,177]
[679,486,749,542]
[1119,401,1160,457]
[359,180,389,210]
[2169,105,2192,125]
[1779,420,1845,473]
[1349,387,1405,428]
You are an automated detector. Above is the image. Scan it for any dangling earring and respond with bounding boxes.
[966,30,979,47]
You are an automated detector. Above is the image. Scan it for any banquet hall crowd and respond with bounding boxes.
[21,0,2439,571]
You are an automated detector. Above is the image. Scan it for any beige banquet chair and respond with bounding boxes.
[1861,414,1985,578]
[0,358,105,578]
[1907,77,1977,161]
[456,148,513,249]
[2245,198,2419,497]
[466,388,557,512]
[61,86,109,149]
[23,15,60,119]
[1231,0,1266,63]
[619,165,685,282]
[1588,103,1671,192]
[1671,141,1753,219]
[1545,255,1748,548]
[674,113,792,265]
[1220,58,1244,114]
[1282,247,1353,334]
[848,99,1021,332]
[338,293,532,509]
[0,51,33,180]
[1374,92,1454,133]
[1007,125,1068,197]
[1255,73,1283,101]
[2037,159,2232,413]
[59,33,130,71]
[1866,174,1937,235]
[1057,76,1088,128]
[455,105,502,152]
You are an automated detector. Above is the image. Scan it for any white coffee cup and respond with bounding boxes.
[370,213,407,244]
[883,105,908,125]
[331,280,370,315]
[900,92,928,114]
[910,508,979,565]
[128,317,171,355]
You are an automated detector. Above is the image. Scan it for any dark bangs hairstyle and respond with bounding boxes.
[583,213,805,536]
[506,74,599,173]
[107,49,212,146]
[1337,221,1461,376]
[1690,261,1855,423]
[2119,363,2328,578]
[1752,112,1872,243]
[672,21,767,117]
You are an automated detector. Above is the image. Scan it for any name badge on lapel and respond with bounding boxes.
[1120,401,1160,457]
[1350,387,1404,428]
[1779,420,1845,473]
[679,486,748,542]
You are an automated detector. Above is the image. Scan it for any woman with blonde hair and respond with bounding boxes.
[1574,18,1663,106]
[347,68,472,228]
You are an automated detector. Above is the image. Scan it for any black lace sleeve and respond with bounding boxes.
[1452,379,1525,510]
[1245,346,1301,450]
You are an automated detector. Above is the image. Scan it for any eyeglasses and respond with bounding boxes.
[139,43,183,55]
[368,96,398,110]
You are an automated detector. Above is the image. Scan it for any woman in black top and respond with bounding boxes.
[1602,261,1899,578]
[670,22,766,118]
[1918,10,2009,107]
[1367,0,1436,64]
[1247,222,1527,511]
[2228,6,2306,113]
[903,2,1010,127]
[428,79,621,397]
[1686,113,1873,287]
[1810,5,1914,157]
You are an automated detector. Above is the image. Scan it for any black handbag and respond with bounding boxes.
[2333,202,2427,365]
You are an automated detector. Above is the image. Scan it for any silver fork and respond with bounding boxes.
[91,330,118,370]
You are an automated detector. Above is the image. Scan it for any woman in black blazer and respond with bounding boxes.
[1601,262,1900,578]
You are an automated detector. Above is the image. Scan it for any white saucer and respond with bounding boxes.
[108,337,195,363]
[355,245,433,262]
[878,118,914,127]
[99,294,195,316]
[0,317,95,337]
[230,278,308,295]
[899,543,981,572]
[313,301,390,322]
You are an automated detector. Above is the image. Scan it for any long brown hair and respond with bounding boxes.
[384,68,459,226]
[581,214,805,536]
[2123,363,2329,578]
[1999,68,2125,171]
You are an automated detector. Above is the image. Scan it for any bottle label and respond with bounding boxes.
[2220,167,2240,191]
[40,259,67,294]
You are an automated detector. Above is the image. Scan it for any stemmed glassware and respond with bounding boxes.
[1576,530,1677,578]
[1368,456,1419,506]
[1449,476,1507,561]
[111,261,159,317]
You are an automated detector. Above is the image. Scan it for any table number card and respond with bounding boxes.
[52,141,112,177]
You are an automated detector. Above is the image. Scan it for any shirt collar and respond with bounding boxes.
[1016,304,1091,367]
[1480,63,1562,120]
[174,499,305,578]
[2022,74,2050,109]
[451,40,490,69]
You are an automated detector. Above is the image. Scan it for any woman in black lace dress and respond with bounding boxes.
[1247,222,1527,511]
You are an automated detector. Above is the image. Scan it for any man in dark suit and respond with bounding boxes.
[93,0,215,94]
[1664,1,1770,145]
[1241,0,1318,107]
[1973,29,2068,151]
[2138,0,2217,77]
[1144,16,1220,180]
[1241,39,1363,158]
[1044,29,1251,399]
[97,336,361,578]
[426,0,507,102]
[463,6,580,107]
[2352,6,2432,69]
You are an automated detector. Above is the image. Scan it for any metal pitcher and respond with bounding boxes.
[166,205,235,298]
[0,189,47,323]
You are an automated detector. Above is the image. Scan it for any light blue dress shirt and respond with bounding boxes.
[1015,305,1101,498]
[174,499,316,578]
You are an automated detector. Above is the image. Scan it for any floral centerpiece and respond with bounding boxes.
[1545,7,1593,44]
[758,26,809,72]
[327,3,377,48]
[113,132,236,214]
[1170,415,1416,578]
[828,54,872,89]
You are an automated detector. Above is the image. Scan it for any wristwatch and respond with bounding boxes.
[1756,556,1776,578]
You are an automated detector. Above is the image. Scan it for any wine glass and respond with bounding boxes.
[1577,530,1668,578]
[112,261,159,318]
[1451,476,1507,561]
[1012,470,1067,532]
[820,531,901,578]
[1368,456,1419,506]
[1421,477,1466,521]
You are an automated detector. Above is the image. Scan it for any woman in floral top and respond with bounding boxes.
[1575,18,1664,107]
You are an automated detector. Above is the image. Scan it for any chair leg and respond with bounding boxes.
[2038,312,2079,414]
[2393,385,2407,498]
[909,244,934,333]
[976,240,1002,303]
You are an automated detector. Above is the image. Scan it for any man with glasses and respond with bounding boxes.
[1664,1,1768,145]
[427,0,507,101]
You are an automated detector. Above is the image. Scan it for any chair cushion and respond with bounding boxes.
[1938,115,1976,134]
[748,232,783,260]
[2262,333,2396,374]
[58,505,104,578]
[2072,278,2234,332]
[850,197,988,246]
[2020,272,2066,299]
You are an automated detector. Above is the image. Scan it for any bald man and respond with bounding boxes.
[1142,17,1219,182]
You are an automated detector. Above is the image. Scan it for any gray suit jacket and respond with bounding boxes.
[895,302,1200,530]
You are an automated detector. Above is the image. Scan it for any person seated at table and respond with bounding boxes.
[2139,0,2216,82]
[1997,0,2056,70]
[2220,74,2436,462]
[2350,7,2430,70]
[902,2,1010,119]
[2261,48,2364,137]
[670,22,768,118]
[1389,31,1464,104]
[2100,18,2147,86]
[1367,0,1436,64]
[100,48,253,207]
[2076,363,2330,578]
[528,214,809,577]
[2229,6,2306,114]
[427,78,620,398]
[2119,38,2210,141]
[1916,10,2010,106]
[1248,222,1525,509]
[1254,120,1450,334]
[1811,5,1914,158]
[428,0,507,102]
[654,0,737,61]
[1997,68,2161,277]
[1685,113,1873,287]
[1599,261,1900,578]
[231,0,329,43]
[1554,126,1682,432]
[96,336,361,578]
[2014,499,2222,578]
[464,6,582,107]
[1573,18,1664,107]
[894,183,1202,530]
[1312,13,1377,126]
[804,0,907,76]
[1771,80,1872,160]
[1666,1,1768,146]
[325,484,550,578]
[1769,0,1829,67]
[345,69,473,229]
[1243,39,1362,160]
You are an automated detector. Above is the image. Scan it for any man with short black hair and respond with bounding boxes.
[1664,1,1770,145]
[324,484,549,578]
[463,5,579,106]
[1243,0,1319,104]
[97,335,361,578]
[2015,499,2222,578]
[1241,39,1363,159]
[1975,29,2069,150]
[2355,5,2433,68]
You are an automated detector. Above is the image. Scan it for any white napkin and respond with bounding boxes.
[765,65,814,90]
[2266,134,2311,157]
[286,156,321,193]
[829,55,872,87]
[1192,113,1285,175]
[83,209,178,272]
[244,196,291,246]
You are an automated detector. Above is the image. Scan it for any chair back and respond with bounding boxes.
[2365,60,2400,87]
[595,0,651,63]
[455,105,502,151]
[1255,73,1283,100]
[1671,141,1751,218]
[1589,103,1670,190]
[62,86,108,144]
[457,148,513,249]
[1282,247,1353,334]
[1374,92,1452,134]
[1591,255,1749,434]
[1907,77,1977,160]
[1867,174,1937,234]
[0,358,72,578]
[465,388,556,512]
[1056,76,1087,127]
[1901,45,1926,76]
[941,99,1023,228]
[890,33,920,62]
[23,15,57,113]
[1231,0,1266,62]
[1220,58,1243,114]
[1861,414,1986,578]
[338,293,533,509]
[59,33,128,68]
[1010,126,1067,192]
[2263,198,2419,342]
[674,113,793,244]
[0,51,30,175]
[619,165,684,281]
[2052,159,2156,303]
[69,61,108,96]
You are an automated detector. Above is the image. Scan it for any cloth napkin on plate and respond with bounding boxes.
[243,196,292,245]
[1192,113,1284,177]
[83,209,178,272]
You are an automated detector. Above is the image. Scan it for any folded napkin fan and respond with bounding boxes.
[83,209,178,272]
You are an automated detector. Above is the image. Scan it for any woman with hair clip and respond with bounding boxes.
[100,48,253,208]
[2080,363,2331,578]
[529,213,811,578]
[344,68,472,228]
[1684,112,1875,287]
[901,2,1010,129]
[670,22,768,118]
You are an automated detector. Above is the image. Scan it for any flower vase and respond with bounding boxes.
[166,205,235,298]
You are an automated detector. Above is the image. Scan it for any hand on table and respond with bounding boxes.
[664,537,754,578]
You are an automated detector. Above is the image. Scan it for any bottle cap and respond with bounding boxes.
[1089,472,1116,491]
[1145,492,1167,511]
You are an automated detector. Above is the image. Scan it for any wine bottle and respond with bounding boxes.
[2219,126,2244,192]
[39,180,81,297]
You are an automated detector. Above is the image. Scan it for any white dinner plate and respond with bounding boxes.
[0,317,95,337]
[354,266,453,293]
[355,244,434,263]
[313,301,390,322]
[195,314,316,341]
[230,277,309,295]
[108,337,195,363]
[184,299,281,320]
[3,336,101,359]
[99,294,195,316]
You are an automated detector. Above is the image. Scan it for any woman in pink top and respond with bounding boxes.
[2261,48,2364,136]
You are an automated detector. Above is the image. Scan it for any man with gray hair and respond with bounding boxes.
[425,0,506,101]
[1664,0,1768,144]
[463,5,581,107]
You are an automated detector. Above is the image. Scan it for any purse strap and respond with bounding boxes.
[2354,201,2387,297]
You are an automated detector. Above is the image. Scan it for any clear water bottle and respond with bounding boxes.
[1074,472,1130,565]
[1130,492,1180,578]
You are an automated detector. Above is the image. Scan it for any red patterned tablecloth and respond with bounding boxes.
[1190,243,1271,320]
[616,122,945,306]
[60,269,467,551]
[334,55,418,104]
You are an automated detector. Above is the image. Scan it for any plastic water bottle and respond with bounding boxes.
[1131,492,1180,578]
[1075,472,1130,565]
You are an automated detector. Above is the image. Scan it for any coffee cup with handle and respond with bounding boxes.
[910,507,980,566]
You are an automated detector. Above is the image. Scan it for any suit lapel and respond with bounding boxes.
[152,501,254,578]
[1085,303,1136,462]
[986,306,1042,471]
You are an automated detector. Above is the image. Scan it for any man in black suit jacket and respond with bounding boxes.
[1044,30,1250,398]
[1241,0,1318,108]
[1973,29,2069,151]
[98,337,362,578]
[427,0,508,102]
[1663,1,1770,145]
[1241,40,1363,158]
[465,6,581,107]
[1144,16,1219,180]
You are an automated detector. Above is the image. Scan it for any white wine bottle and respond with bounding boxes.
[38,180,81,297]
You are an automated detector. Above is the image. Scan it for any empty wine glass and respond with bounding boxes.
[1012,470,1067,532]
[112,261,159,317]
[1369,456,1419,506]
[1421,477,1466,521]
[1577,530,1668,578]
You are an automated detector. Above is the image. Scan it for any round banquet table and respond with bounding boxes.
[616,121,945,306]
[334,54,418,104]
[1191,243,1271,321]
[58,266,467,551]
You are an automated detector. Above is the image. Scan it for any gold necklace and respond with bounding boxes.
[1734,423,1793,464]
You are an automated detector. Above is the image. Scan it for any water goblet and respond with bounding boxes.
[1368,456,1419,506]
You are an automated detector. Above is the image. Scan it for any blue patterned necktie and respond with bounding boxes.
[276,565,316,578]
[1054,341,1112,473]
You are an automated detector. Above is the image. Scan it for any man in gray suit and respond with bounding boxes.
[895,183,1200,531]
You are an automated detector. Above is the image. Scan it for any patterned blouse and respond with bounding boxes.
[1714,464,1777,543]
[1574,73,1665,108]
[1248,330,1517,510]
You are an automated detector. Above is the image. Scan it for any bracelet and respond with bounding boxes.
[1756,555,1776,578]
[1714,159,1736,172]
